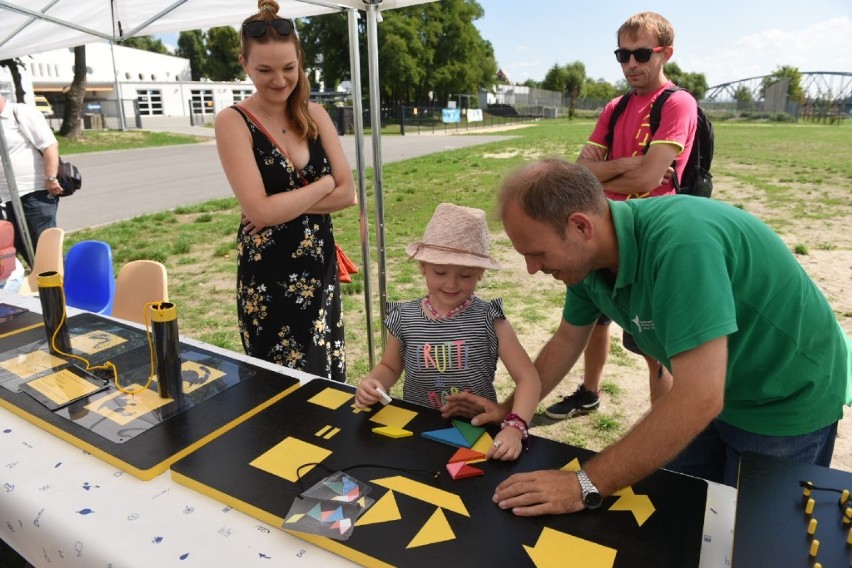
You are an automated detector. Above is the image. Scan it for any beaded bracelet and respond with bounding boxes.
[501,412,530,451]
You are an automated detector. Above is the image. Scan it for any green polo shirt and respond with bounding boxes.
[563,196,848,436]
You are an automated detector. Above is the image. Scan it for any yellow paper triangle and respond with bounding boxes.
[524,526,616,567]
[406,508,455,548]
[355,491,402,526]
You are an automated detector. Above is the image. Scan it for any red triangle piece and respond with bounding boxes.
[446,461,484,480]
[448,447,487,464]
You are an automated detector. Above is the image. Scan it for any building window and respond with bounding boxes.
[232,89,253,103]
[190,89,214,115]
[136,89,163,116]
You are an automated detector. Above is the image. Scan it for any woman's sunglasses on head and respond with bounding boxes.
[243,18,294,38]
[613,46,665,64]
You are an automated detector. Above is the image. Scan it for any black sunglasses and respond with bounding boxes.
[614,46,665,64]
[242,18,294,38]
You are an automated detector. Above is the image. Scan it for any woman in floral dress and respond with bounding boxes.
[215,0,355,380]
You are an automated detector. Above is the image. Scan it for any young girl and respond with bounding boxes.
[355,203,541,461]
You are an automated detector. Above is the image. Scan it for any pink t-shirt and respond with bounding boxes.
[588,82,697,200]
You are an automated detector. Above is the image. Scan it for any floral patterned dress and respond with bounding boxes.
[232,106,345,381]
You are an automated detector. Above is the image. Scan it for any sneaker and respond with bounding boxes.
[544,384,600,419]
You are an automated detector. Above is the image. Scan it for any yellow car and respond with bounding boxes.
[34,95,53,117]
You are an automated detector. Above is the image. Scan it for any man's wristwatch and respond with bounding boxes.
[576,469,603,510]
[44,175,57,182]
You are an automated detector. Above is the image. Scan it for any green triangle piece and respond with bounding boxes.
[422,427,470,448]
[452,419,486,447]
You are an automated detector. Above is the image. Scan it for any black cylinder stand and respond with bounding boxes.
[150,302,183,406]
[37,271,71,354]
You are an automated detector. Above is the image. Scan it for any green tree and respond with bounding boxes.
[762,65,804,103]
[733,85,753,102]
[205,27,243,81]
[120,35,170,54]
[664,62,708,99]
[541,61,585,117]
[298,14,353,92]
[298,0,495,106]
[521,78,539,88]
[582,78,617,103]
[176,30,207,81]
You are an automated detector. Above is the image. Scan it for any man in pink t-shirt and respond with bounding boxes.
[545,12,697,421]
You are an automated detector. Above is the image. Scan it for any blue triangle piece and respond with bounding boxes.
[422,427,470,448]
[325,506,345,523]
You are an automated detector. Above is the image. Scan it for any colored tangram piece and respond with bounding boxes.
[469,430,494,455]
[446,461,483,480]
[372,425,413,439]
[448,447,486,463]
[407,508,455,548]
[523,527,616,568]
[609,486,655,526]
[304,502,353,536]
[560,458,581,472]
[308,387,353,410]
[326,477,361,502]
[451,419,486,447]
[370,405,417,429]
[355,491,402,526]
[422,427,470,448]
[423,420,486,449]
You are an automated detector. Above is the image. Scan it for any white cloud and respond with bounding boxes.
[683,16,851,86]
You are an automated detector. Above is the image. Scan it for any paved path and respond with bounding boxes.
[56,126,515,232]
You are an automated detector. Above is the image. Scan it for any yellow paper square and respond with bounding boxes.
[370,405,417,429]
[0,350,66,378]
[26,369,101,405]
[70,331,128,355]
[250,437,332,482]
[307,387,353,410]
[85,387,172,426]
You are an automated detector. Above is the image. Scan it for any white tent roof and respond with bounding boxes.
[0,0,426,60]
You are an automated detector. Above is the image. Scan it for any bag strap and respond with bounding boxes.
[604,91,633,153]
[231,105,310,187]
[648,86,688,192]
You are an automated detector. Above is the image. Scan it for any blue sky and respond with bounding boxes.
[157,0,851,88]
[473,0,851,87]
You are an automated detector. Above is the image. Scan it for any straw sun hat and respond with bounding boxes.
[406,203,500,270]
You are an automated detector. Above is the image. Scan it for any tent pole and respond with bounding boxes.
[0,117,35,265]
[364,0,387,351]
[347,7,375,368]
[109,42,127,131]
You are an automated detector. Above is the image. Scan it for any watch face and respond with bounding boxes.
[584,491,604,510]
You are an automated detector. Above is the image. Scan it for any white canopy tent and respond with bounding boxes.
[0,0,432,365]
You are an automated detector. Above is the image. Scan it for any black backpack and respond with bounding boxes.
[606,86,714,197]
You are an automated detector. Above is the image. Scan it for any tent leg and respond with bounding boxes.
[347,8,375,369]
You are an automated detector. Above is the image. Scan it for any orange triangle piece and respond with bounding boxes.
[448,447,487,464]
[446,461,484,480]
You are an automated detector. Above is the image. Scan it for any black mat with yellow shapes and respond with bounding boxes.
[734,451,852,567]
[171,378,707,567]
[0,312,299,479]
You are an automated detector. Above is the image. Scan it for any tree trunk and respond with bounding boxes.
[59,46,86,140]
[0,59,26,102]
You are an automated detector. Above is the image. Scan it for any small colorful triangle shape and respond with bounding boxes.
[452,419,486,447]
[446,461,484,480]
[448,447,487,463]
[422,427,470,448]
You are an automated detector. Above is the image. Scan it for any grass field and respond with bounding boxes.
[64,117,852,453]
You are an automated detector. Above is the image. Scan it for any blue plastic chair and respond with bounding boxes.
[63,240,115,314]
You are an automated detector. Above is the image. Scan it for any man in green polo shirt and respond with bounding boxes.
[443,157,850,516]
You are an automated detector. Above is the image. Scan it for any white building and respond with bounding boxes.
[22,42,255,126]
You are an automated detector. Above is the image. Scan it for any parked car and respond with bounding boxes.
[34,95,53,117]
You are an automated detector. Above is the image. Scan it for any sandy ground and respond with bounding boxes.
[490,170,852,472]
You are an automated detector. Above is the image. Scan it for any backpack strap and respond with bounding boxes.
[604,91,633,154]
[648,86,688,192]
